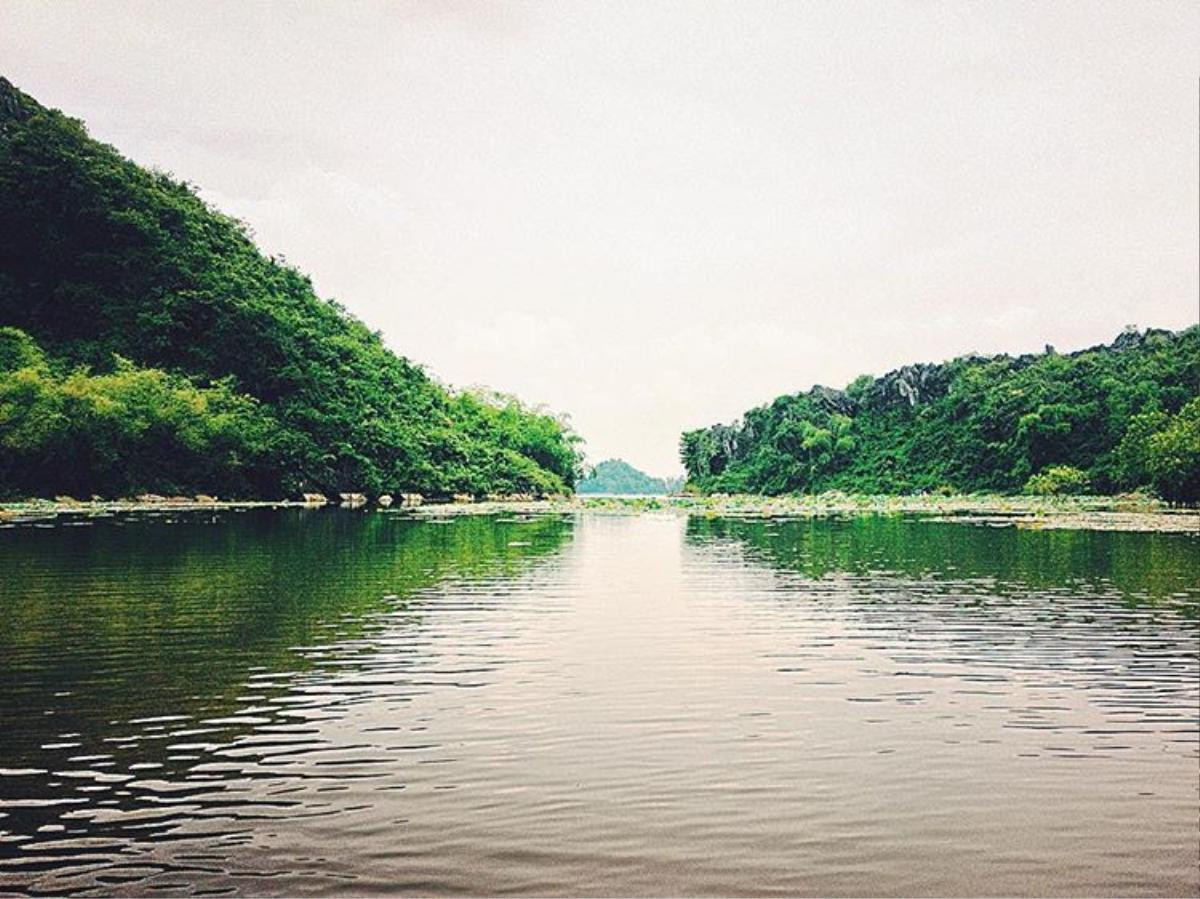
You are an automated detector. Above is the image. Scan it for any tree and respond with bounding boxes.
[1143,399,1200,503]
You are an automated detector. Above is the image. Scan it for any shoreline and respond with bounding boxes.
[412,493,1200,534]
[4,493,1194,533]
[0,497,310,525]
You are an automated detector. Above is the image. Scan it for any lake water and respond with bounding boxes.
[1,509,1197,896]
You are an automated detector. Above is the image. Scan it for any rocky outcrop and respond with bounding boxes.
[0,77,36,129]
[809,385,854,415]
[861,363,953,411]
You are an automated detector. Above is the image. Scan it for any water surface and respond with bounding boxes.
[1,510,1197,895]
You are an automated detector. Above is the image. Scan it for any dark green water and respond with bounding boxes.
[0,510,1197,895]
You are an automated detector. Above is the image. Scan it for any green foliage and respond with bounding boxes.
[1023,465,1090,496]
[1140,398,1200,503]
[0,330,278,496]
[0,326,45,372]
[681,327,1200,502]
[0,78,581,499]
[577,459,683,494]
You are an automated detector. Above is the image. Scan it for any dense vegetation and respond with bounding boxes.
[577,459,684,495]
[0,77,581,499]
[681,327,1200,502]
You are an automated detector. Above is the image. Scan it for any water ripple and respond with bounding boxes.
[0,510,1196,895]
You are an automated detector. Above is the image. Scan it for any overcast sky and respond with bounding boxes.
[2,1,1197,474]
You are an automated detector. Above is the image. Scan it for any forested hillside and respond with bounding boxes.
[0,77,581,499]
[577,459,683,494]
[681,327,1200,502]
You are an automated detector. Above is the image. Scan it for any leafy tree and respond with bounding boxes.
[1142,398,1200,503]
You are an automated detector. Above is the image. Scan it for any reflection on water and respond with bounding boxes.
[0,511,1196,896]
[686,514,1200,611]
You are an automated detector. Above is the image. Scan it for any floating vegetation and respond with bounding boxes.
[401,492,1197,534]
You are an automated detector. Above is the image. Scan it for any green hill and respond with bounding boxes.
[681,327,1200,502]
[577,459,683,495]
[0,77,581,500]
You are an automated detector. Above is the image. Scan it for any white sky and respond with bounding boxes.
[2,1,1197,475]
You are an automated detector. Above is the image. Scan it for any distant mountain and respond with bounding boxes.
[577,459,684,495]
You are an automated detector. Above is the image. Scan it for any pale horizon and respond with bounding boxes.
[2,0,1196,476]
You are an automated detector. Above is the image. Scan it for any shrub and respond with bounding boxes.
[1023,465,1090,496]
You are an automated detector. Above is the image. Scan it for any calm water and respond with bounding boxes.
[1,510,1197,896]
